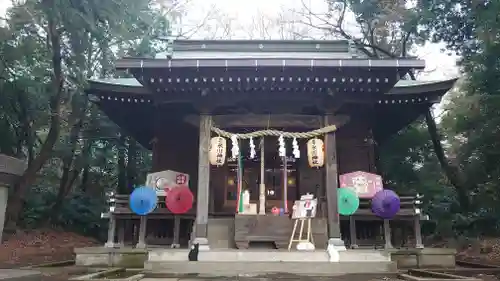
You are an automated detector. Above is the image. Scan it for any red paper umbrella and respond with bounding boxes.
[165,186,194,214]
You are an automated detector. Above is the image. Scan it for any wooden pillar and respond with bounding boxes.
[117,219,125,247]
[136,216,147,248]
[171,216,181,248]
[258,138,266,215]
[282,155,288,212]
[324,115,346,250]
[349,217,358,248]
[383,219,393,249]
[104,215,117,248]
[193,114,211,249]
[414,217,424,248]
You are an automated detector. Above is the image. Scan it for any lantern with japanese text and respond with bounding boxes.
[307,138,324,168]
[209,137,227,166]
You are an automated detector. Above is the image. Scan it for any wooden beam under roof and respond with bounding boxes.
[185,114,350,129]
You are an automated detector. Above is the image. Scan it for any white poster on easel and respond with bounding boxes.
[289,194,317,251]
[292,194,317,219]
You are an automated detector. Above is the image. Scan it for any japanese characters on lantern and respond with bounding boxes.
[307,138,324,168]
[209,137,227,166]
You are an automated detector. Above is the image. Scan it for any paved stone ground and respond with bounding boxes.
[27,266,404,281]
[141,273,404,281]
[142,276,331,281]
[0,269,41,281]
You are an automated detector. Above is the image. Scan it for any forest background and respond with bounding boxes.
[0,0,498,260]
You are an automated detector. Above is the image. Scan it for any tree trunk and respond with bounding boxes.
[424,109,471,210]
[117,137,127,194]
[46,97,89,223]
[17,90,35,165]
[409,72,471,211]
[48,139,92,223]
[126,137,137,192]
[80,163,90,192]
[4,15,64,230]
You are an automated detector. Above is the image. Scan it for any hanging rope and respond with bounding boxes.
[211,124,337,139]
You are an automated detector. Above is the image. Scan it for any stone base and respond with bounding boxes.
[0,186,8,243]
[144,260,396,276]
[145,249,394,275]
[74,247,148,268]
[147,249,391,262]
[207,218,234,248]
[191,237,210,251]
[328,238,347,251]
[0,154,26,243]
[388,248,456,268]
[104,242,116,248]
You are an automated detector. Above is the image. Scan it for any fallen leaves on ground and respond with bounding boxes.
[0,229,99,268]
[456,238,500,265]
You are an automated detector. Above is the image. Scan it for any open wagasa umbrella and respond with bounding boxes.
[166,186,194,214]
[371,189,400,219]
[129,186,158,215]
[337,187,360,216]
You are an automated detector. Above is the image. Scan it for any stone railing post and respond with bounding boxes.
[0,154,27,242]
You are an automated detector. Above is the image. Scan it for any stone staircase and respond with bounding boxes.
[145,249,396,275]
[144,261,395,276]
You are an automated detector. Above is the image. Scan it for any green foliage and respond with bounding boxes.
[0,0,163,236]
[323,0,500,239]
[418,0,500,59]
[411,0,500,237]
[22,188,107,239]
[379,120,454,237]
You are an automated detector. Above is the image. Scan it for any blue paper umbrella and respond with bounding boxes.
[129,186,158,215]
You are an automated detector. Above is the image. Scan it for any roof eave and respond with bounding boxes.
[389,77,459,95]
[85,76,456,98]
[114,57,425,70]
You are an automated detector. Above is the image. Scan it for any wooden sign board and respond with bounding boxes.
[145,170,190,196]
[339,171,382,199]
[292,198,317,219]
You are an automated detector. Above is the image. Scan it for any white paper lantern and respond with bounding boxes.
[307,138,324,168]
[209,137,227,166]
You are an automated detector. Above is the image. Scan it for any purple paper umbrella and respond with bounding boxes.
[371,189,400,219]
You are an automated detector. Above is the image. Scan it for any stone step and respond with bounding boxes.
[0,269,41,281]
[148,249,391,263]
[144,261,396,276]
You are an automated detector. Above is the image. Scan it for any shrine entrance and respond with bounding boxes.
[246,165,298,213]
[216,130,333,249]
[224,137,299,213]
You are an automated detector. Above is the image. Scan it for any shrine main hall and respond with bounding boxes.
[80,39,457,271]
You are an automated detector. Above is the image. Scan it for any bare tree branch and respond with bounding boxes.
[295,0,406,59]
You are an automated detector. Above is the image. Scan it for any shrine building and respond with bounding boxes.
[85,40,457,252]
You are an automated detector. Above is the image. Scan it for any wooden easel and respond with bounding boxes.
[288,195,317,251]
[288,217,315,250]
